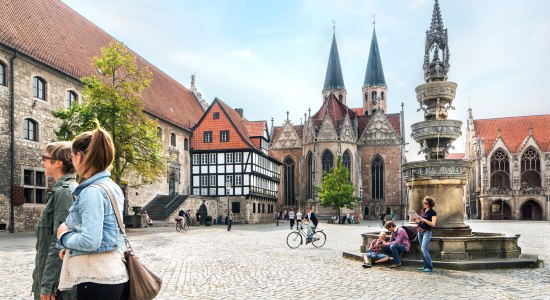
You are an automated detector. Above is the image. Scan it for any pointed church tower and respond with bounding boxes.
[362,24,387,115]
[322,30,347,105]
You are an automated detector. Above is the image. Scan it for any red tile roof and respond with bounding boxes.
[0,0,204,129]
[350,107,363,115]
[473,115,550,155]
[447,153,465,159]
[243,121,266,137]
[311,94,357,129]
[216,99,255,147]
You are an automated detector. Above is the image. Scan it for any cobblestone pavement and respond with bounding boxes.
[1,220,548,299]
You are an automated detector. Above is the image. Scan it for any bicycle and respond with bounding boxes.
[286,223,326,248]
[175,216,189,232]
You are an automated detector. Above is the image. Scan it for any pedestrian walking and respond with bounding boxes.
[296,209,302,227]
[288,209,295,229]
[32,142,78,300]
[227,209,234,231]
[380,213,386,227]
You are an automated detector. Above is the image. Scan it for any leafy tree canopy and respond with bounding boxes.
[318,156,356,217]
[53,41,165,185]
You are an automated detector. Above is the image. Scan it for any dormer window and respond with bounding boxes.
[33,77,46,100]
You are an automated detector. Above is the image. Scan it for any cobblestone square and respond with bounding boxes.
[0,220,549,299]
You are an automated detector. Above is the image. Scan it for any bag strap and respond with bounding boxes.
[94,183,133,252]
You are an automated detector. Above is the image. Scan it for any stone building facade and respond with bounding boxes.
[465,110,550,220]
[0,0,205,231]
[270,28,405,219]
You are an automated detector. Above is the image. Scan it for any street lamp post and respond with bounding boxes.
[225,181,232,224]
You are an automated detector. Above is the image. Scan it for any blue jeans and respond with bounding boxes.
[418,230,433,269]
[383,244,406,265]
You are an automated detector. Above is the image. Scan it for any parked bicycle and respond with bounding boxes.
[286,224,326,248]
[175,216,189,232]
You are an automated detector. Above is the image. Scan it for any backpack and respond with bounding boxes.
[401,226,418,242]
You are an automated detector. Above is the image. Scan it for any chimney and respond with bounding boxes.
[235,108,244,118]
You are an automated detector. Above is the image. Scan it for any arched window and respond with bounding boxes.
[184,138,189,151]
[520,147,541,187]
[307,152,313,199]
[338,94,343,102]
[490,149,510,189]
[157,127,162,140]
[371,91,377,100]
[24,118,38,141]
[342,151,351,181]
[322,150,334,174]
[283,156,295,207]
[371,155,384,199]
[170,133,176,147]
[33,77,46,100]
[0,62,6,86]
[380,91,385,100]
[66,91,77,108]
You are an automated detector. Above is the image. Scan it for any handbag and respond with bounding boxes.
[96,183,162,300]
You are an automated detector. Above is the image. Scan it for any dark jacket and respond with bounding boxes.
[32,174,77,299]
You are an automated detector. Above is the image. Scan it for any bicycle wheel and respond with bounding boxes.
[183,221,189,231]
[286,232,302,249]
[312,231,326,248]
[176,222,182,232]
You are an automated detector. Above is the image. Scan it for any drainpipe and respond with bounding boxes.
[8,51,17,233]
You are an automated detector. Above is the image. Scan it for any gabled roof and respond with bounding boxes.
[0,0,204,129]
[350,107,363,115]
[215,99,254,147]
[271,124,303,143]
[473,114,550,155]
[358,112,401,138]
[363,27,386,88]
[312,94,357,129]
[323,33,345,91]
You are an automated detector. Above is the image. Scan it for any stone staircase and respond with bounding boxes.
[143,194,188,221]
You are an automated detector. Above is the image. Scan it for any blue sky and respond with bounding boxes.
[62,0,550,160]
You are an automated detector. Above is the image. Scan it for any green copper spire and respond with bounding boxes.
[323,32,345,91]
[363,27,386,87]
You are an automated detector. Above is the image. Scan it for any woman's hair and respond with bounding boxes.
[424,196,436,208]
[45,141,74,174]
[378,231,387,239]
[72,123,115,183]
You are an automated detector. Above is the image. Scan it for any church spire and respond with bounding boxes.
[322,29,347,104]
[362,22,388,115]
[423,0,450,82]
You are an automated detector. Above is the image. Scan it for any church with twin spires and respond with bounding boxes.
[269,25,405,219]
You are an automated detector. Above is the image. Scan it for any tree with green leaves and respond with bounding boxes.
[318,156,356,219]
[53,41,165,185]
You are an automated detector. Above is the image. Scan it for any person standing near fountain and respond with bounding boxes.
[414,197,437,272]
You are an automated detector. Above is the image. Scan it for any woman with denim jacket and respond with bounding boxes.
[56,125,128,299]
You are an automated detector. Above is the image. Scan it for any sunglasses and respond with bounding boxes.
[41,154,53,162]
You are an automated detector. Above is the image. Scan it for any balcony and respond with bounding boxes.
[485,187,513,196]
[519,187,544,195]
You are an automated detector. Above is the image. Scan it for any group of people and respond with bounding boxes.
[363,196,437,272]
[33,125,129,300]
[277,209,303,230]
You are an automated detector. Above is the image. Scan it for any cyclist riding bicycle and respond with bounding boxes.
[176,209,186,225]
[303,207,318,243]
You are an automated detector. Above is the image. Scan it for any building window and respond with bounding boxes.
[307,152,313,199]
[23,169,46,203]
[380,91,385,100]
[232,202,241,214]
[23,118,38,141]
[209,153,216,164]
[203,131,212,143]
[262,203,265,214]
[0,62,6,86]
[253,203,256,213]
[371,155,384,200]
[201,154,208,164]
[235,174,242,186]
[33,77,46,100]
[213,112,220,119]
[235,152,242,163]
[220,130,230,142]
[371,91,377,101]
[200,175,208,186]
[490,149,510,189]
[283,156,295,207]
[66,91,77,108]
[322,150,333,174]
[226,153,233,164]
[192,154,199,165]
[342,150,351,181]
[521,147,541,188]
[184,138,189,151]
[226,175,233,186]
[170,133,176,147]
[209,175,216,186]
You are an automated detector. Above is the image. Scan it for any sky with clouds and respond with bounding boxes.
[62,0,550,161]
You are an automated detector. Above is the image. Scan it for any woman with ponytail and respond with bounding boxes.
[56,124,128,299]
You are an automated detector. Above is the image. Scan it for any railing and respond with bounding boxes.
[519,187,544,195]
[485,187,513,196]
[164,195,188,218]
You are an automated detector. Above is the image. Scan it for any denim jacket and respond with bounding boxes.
[57,170,125,256]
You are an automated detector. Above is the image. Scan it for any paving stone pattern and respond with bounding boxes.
[0,220,548,299]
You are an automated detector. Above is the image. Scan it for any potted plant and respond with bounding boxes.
[205,215,213,226]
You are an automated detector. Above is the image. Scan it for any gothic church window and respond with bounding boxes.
[371,155,384,199]
[520,147,541,187]
[283,156,295,206]
[371,91,377,100]
[322,150,334,174]
[339,94,343,102]
[33,76,46,100]
[307,152,313,199]
[343,151,351,181]
[24,118,38,141]
[490,149,510,189]
[380,91,384,100]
